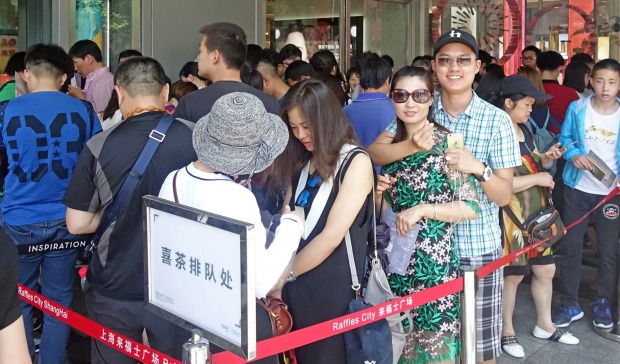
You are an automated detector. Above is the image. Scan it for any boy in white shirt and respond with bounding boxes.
[555,59,620,330]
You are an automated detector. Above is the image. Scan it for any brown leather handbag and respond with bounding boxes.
[257,296,293,337]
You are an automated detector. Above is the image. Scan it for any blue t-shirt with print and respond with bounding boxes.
[0,91,101,225]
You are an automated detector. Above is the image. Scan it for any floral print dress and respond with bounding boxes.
[381,128,480,363]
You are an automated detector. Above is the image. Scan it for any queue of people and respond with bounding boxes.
[0,22,618,364]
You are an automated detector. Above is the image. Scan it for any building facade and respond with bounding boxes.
[1,0,619,78]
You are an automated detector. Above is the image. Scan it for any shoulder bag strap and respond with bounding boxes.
[172,169,181,203]
[542,107,550,129]
[501,205,527,230]
[339,148,377,292]
[92,114,175,247]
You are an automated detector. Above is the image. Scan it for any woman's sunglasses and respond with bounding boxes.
[390,89,432,104]
[295,172,323,208]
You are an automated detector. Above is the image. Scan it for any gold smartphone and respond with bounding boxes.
[561,141,578,150]
[446,133,464,149]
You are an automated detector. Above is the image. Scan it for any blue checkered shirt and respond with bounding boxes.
[386,92,520,258]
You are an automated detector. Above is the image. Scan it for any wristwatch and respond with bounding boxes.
[475,162,493,182]
[286,271,297,283]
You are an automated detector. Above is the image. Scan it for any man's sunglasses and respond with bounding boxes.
[436,56,473,67]
[390,89,432,104]
[295,172,323,208]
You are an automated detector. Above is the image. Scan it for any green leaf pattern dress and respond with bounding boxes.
[381,128,480,363]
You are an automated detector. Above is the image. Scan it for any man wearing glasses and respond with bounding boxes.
[369,29,520,364]
[521,45,541,69]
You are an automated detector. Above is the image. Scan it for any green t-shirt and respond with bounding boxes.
[0,80,16,102]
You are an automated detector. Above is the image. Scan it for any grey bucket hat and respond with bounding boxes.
[192,92,289,176]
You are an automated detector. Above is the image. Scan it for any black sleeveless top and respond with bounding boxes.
[283,148,373,364]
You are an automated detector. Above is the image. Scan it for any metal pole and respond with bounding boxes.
[461,266,478,364]
[593,238,620,342]
[182,329,211,364]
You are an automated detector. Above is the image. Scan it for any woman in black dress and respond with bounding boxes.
[271,79,375,363]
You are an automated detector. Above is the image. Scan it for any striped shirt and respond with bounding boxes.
[386,91,520,258]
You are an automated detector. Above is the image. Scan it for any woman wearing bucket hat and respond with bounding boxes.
[158,92,305,364]
[270,79,375,364]
[498,75,578,359]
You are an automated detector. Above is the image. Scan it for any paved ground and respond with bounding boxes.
[498,254,620,364]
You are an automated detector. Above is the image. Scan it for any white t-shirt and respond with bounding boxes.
[158,163,303,298]
[575,101,620,195]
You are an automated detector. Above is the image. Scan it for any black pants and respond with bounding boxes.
[558,187,620,306]
[85,284,179,364]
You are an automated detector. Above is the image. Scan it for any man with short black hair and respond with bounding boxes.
[369,29,521,364]
[67,39,114,113]
[256,56,290,106]
[279,44,302,69]
[343,56,394,148]
[64,57,196,364]
[538,51,580,133]
[0,43,101,363]
[521,45,541,69]
[284,60,314,87]
[174,22,279,121]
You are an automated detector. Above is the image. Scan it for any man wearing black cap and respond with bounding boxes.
[369,29,521,364]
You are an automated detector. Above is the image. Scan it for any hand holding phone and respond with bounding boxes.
[446,133,464,149]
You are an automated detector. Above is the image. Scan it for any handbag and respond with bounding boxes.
[256,296,293,337]
[502,190,566,251]
[339,150,398,364]
[79,114,175,263]
[364,256,412,364]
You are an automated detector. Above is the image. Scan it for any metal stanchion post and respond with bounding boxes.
[593,238,620,342]
[183,329,211,364]
[461,266,477,364]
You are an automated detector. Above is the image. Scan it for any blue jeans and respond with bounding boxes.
[3,218,78,364]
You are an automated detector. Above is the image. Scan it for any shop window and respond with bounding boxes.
[69,0,141,71]
[0,0,19,73]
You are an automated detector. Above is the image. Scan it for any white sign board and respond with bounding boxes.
[143,196,256,360]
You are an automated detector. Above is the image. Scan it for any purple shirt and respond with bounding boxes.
[84,67,114,113]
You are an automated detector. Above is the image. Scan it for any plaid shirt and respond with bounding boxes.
[386,91,520,258]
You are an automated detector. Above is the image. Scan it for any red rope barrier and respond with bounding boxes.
[18,187,619,363]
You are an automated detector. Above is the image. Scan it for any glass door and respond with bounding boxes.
[68,0,141,70]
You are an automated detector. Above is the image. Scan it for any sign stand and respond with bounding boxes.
[183,329,211,364]
[143,195,257,361]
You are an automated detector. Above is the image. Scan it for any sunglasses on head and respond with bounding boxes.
[295,172,323,208]
[436,56,473,67]
[390,89,432,104]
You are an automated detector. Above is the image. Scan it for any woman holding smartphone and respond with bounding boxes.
[378,66,479,364]
[497,75,578,359]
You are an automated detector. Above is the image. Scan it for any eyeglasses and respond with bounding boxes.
[436,56,473,67]
[295,172,323,207]
[390,89,432,104]
[521,56,536,62]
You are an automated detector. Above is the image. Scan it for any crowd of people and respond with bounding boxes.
[0,21,618,364]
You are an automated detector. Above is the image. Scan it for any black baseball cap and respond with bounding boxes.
[433,29,479,57]
[499,75,552,100]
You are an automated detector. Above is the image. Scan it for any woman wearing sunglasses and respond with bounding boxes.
[379,66,480,364]
[270,79,374,364]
